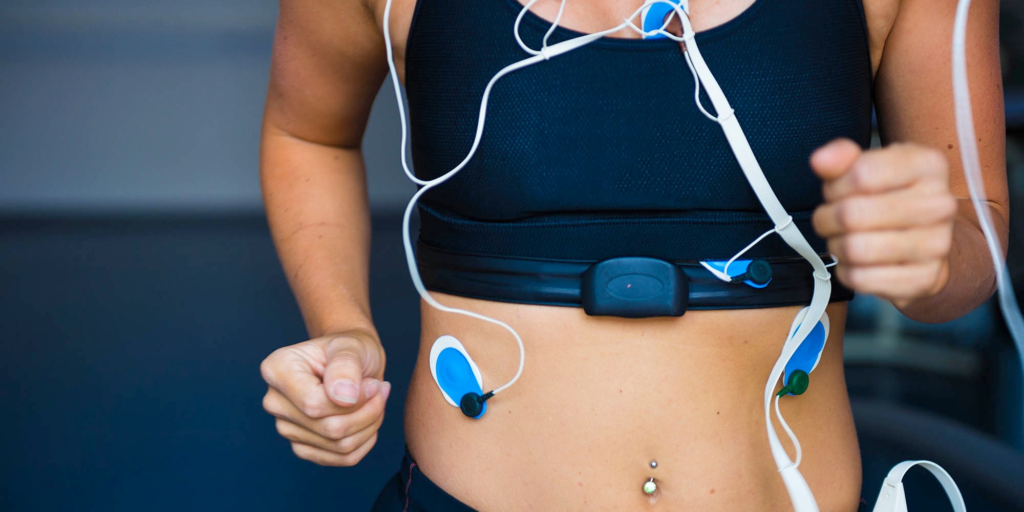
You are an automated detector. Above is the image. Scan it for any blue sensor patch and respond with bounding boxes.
[429,336,487,418]
[642,0,684,40]
[702,259,771,289]
[783,318,828,396]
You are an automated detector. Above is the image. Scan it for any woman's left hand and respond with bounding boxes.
[810,138,958,309]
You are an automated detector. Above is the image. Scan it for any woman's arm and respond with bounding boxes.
[812,0,1007,323]
[260,0,395,467]
[262,0,387,339]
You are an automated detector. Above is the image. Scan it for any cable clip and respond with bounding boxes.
[774,215,794,232]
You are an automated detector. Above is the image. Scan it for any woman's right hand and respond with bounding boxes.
[260,331,390,466]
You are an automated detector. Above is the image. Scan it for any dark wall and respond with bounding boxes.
[0,216,419,511]
[0,1,413,214]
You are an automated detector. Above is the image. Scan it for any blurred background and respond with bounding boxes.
[2,1,1024,510]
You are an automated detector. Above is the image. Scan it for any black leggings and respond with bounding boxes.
[371,447,475,512]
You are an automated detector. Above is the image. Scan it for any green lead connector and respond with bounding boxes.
[777,370,809,398]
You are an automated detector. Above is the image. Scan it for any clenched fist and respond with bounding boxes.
[261,332,389,466]
[811,139,957,309]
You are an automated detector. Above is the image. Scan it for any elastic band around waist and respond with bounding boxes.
[417,243,853,312]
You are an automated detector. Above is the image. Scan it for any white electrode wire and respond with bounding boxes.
[700,216,795,282]
[542,0,570,50]
[698,262,732,282]
[701,249,839,283]
[775,393,803,468]
[683,53,723,122]
[514,0,544,55]
[383,0,426,187]
[699,226,775,282]
[953,0,1024,389]
[722,218,792,276]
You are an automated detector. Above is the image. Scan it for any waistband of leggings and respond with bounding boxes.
[416,242,853,313]
[401,446,477,512]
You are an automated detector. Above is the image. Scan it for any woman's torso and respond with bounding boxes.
[375,0,896,510]
[407,298,857,511]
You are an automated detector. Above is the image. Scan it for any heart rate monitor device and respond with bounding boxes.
[581,257,689,317]
[429,335,489,418]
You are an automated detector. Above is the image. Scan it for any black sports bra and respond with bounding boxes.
[402,0,872,312]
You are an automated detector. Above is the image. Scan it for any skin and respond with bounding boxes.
[259,0,1006,510]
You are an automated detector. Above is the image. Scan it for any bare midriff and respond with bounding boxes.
[404,293,862,511]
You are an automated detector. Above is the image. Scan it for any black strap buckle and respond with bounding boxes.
[580,257,689,318]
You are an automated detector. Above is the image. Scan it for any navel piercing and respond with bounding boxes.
[649,460,658,469]
[643,477,658,495]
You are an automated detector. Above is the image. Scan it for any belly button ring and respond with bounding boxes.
[643,477,657,495]
[649,460,658,469]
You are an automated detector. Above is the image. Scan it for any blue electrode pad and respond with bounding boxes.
[702,259,772,288]
[429,335,487,418]
[782,310,830,396]
[641,0,686,39]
